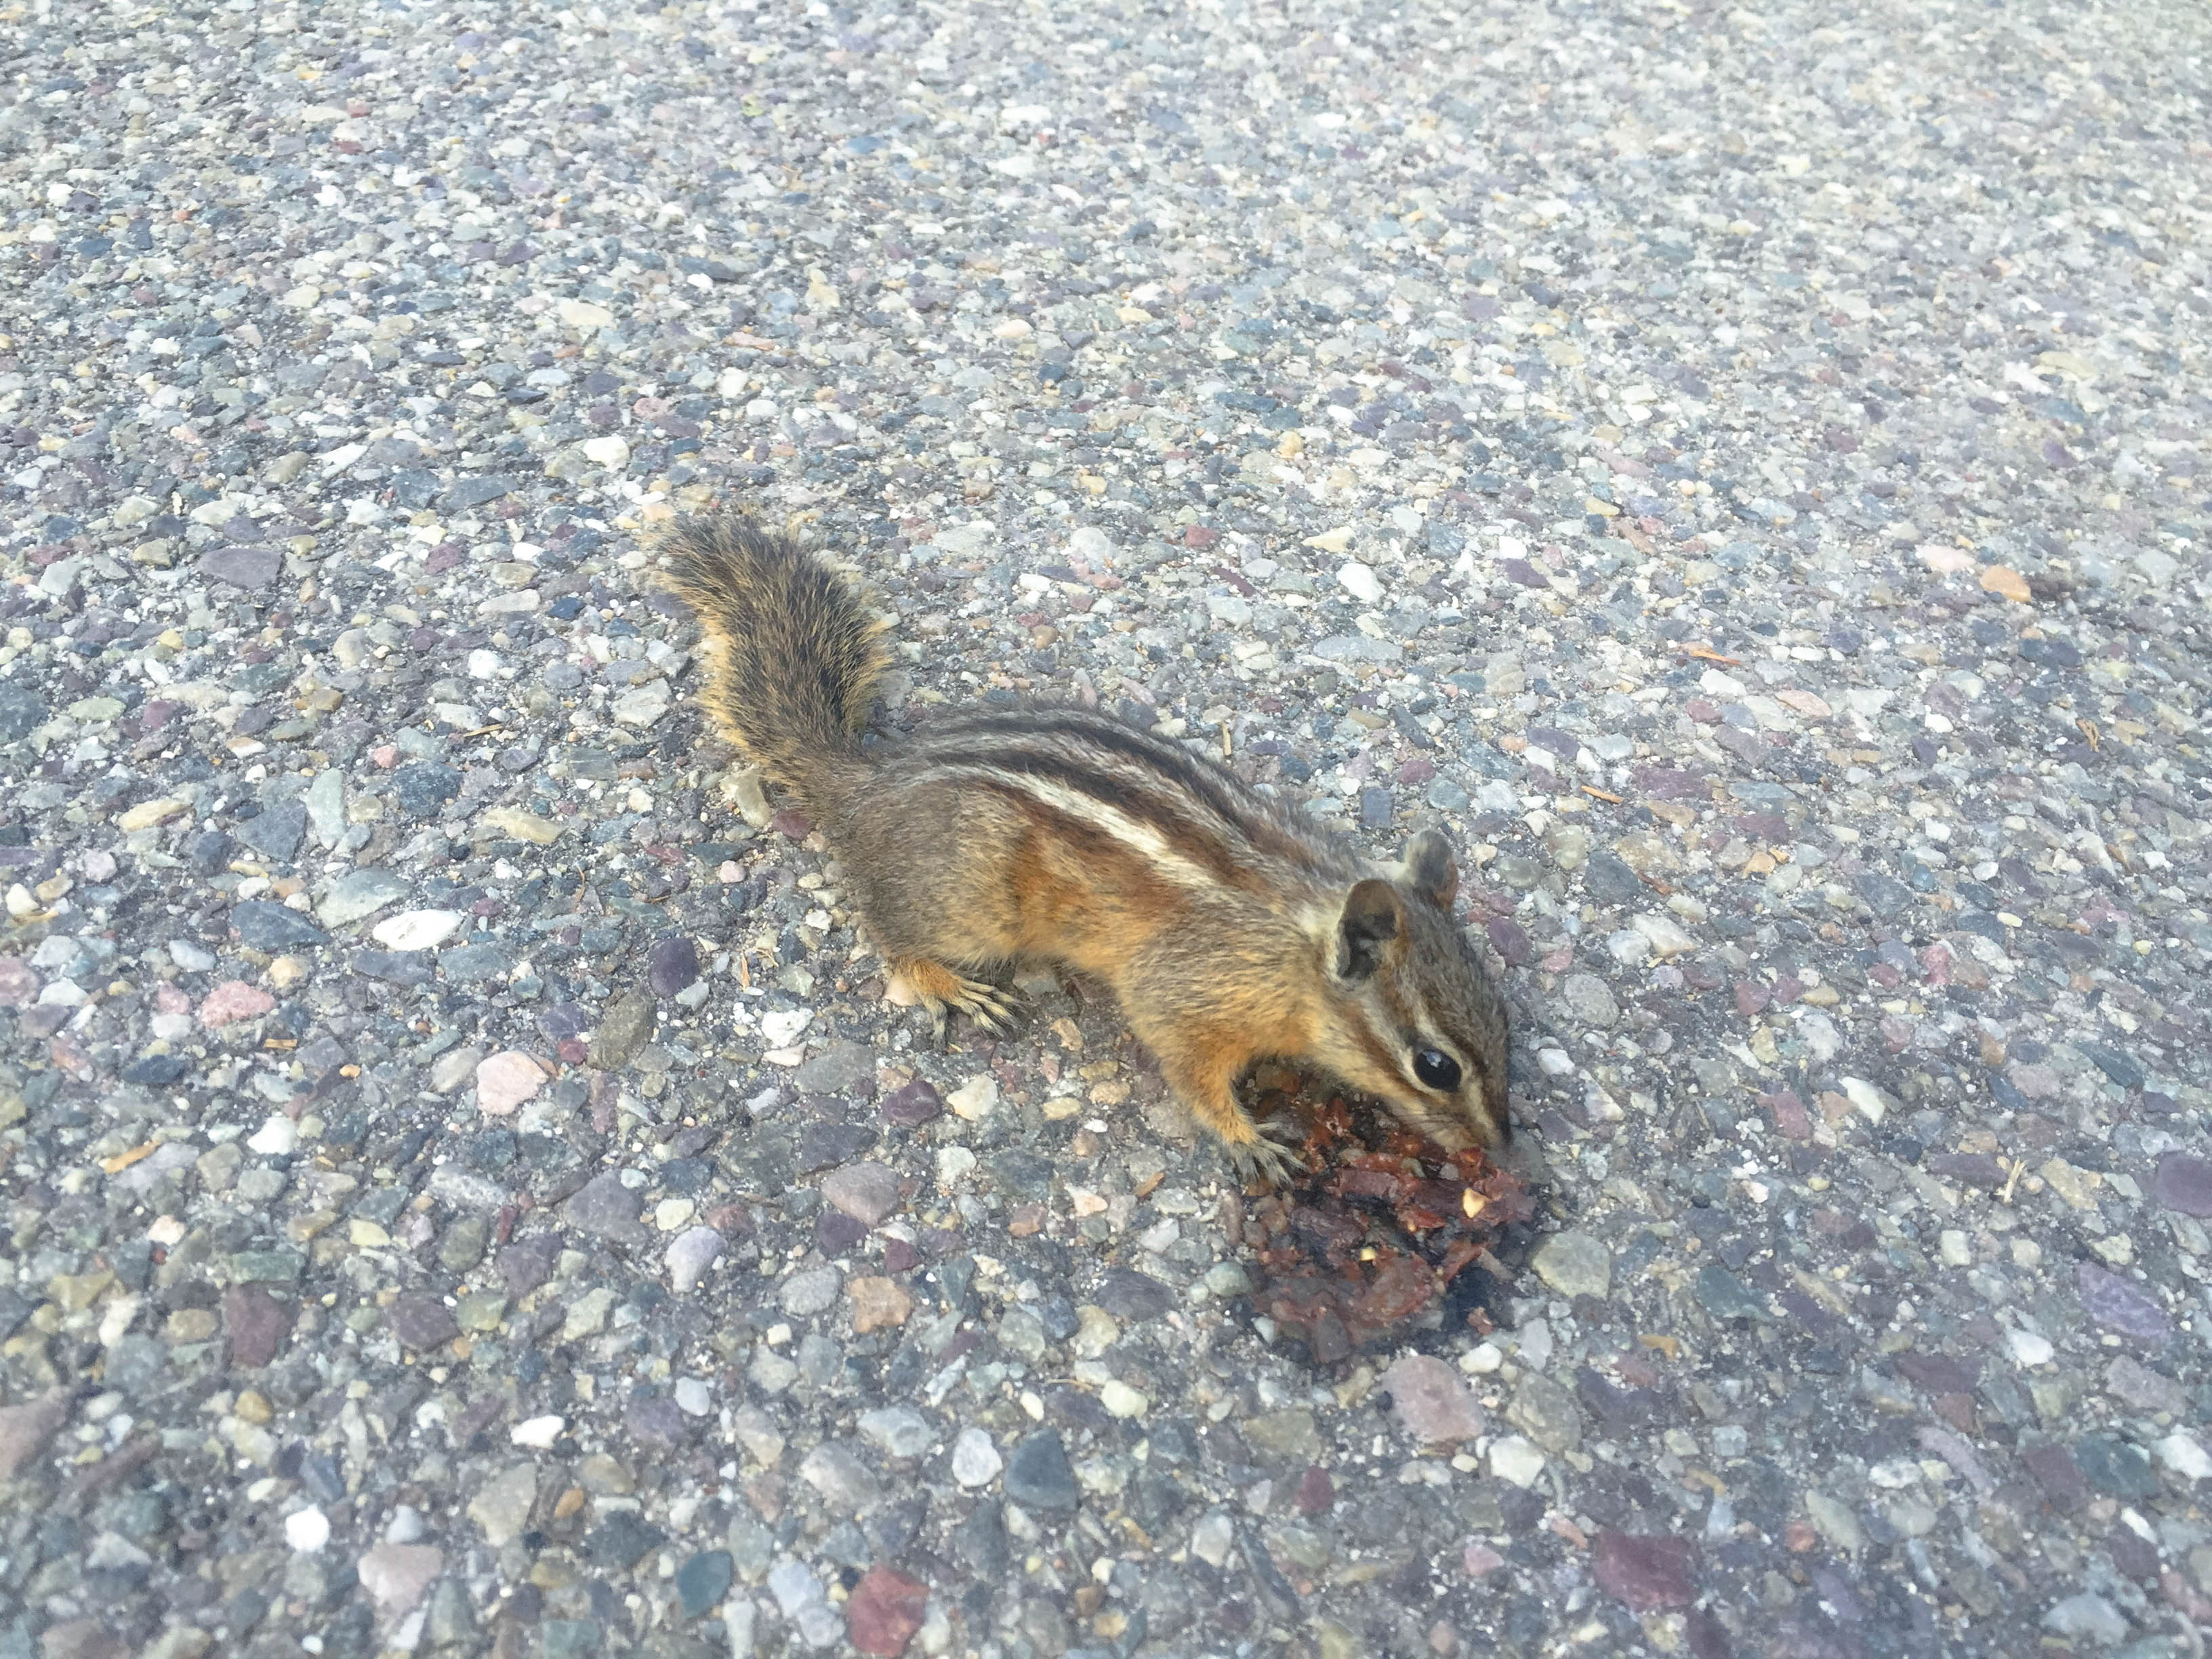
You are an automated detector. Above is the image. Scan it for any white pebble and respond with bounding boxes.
[246,1115,297,1157]
[1100,1380,1149,1419]
[373,910,464,951]
[1488,1435,1547,1488]
[2156,1433,2211,1481]
[1190,1511,1234,1568]
[665,1226,726,1295]
[759,1008,812,1047]
[1838,1077,1888,1124]
[1632,914,1698,958]
[674,1377,714,1418]
[1066,525,1118,563]
[1336,560,1384,605]
[384,1504,426,1544]
[1459,1341,1504,1374]
[950,1427,1002,1488]
[946,1075,1000,1122]
[1605,929,1650,967]
[285,1508,331,1553]
[510,1415,565,1448]
[2007,1328,2054,1368]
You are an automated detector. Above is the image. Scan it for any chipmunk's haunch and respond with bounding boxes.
[661,514,1511,1181]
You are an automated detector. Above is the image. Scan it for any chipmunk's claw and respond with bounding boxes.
[1227,1117,1308,1187]
[950,976,1019,1033]
[920,975,1021,1046]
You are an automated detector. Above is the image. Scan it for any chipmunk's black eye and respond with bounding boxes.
[1413,1048,1461,1091]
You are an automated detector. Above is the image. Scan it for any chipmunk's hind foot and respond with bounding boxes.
[897,958,1021,1046]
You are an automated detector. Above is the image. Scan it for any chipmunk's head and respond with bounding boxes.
[1314,829,1511,1153]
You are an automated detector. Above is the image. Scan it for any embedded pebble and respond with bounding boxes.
[1488,1437,1548,1488]
[197,980,275,1029]
[373,910,465,951]
[356,1544,444,1622]
[859,1408,935,1459]
[1530,1231,1612,1301]
[821,1160,901,1225]
[473,1050,546,1116]
[950,1427,1003,1489]
[316,869,407,927]
[1380,1355,1485,1445]
[665,1227,726,1295]
[284,1508,331,1553]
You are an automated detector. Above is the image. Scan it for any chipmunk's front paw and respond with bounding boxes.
[1225,1116,1307,1187]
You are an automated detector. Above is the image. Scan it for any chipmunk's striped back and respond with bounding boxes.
[659,511,1511,1182]
[889,708,1362,899]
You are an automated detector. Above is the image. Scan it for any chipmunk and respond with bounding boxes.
[659,513,1510,1183]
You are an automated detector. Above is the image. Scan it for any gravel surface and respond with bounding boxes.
[3,0,2211,1656]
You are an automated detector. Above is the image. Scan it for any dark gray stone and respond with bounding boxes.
[2074,1435,2158,1500]
[200,544,283,589]
[1854,873,1914,919]
[2152,1153,2212,1218]
[2073,1042,2144,1091]
[954,1499,1010,1575]
[1003,1429,1080,1512]
[353,950,435,987]
[234,800,307,862]
[186,828,236,875]
[386,1294,459,1351]
[0,684,45,743]
[440,942,509,983]
[676,1551,732,1618]
[1093,1269,1174,1322]
[585,1510,668,1568]
[1584,851,1643,903]
[1694,1265,1769,1323]
[648,932,699,996]
[230,901,328,951]
[793,1038,876,1097]
[394,763,462,818]
[565,1171,647,1244]
[439,474,517,510]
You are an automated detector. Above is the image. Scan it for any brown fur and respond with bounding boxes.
[658,512,1511,1181]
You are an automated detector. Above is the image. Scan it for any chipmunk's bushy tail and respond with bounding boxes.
[658,514,888,802]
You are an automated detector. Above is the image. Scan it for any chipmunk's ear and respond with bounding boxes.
[1335,878,1404,981]
[1399,828,1458,912]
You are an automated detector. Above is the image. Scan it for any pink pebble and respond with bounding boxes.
[199,980,277,1029]
[475,1050,547,1116]
[1464,1542,1507,1579]
[0,958,37,1009]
